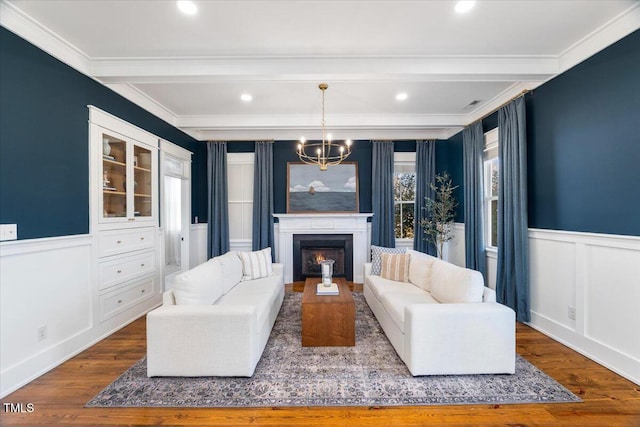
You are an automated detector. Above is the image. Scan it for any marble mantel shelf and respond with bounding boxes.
[273,213,373,284]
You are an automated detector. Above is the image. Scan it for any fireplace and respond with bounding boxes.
[293,234,353,281]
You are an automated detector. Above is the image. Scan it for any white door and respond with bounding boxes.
[160,141,192,291]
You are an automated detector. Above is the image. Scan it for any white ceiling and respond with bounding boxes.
[2,0,639,140]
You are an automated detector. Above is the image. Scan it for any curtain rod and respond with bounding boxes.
[475,89,531,124]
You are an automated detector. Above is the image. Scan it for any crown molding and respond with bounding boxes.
[465,81,543,124]
[559,3,640,73]
[103,83,179,128]
[195,127,460,142]
[0,0,90,74]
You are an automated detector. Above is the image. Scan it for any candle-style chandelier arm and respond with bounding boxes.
[297,141,352,165]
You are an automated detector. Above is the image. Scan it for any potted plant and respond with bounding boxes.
[420,172,458,259]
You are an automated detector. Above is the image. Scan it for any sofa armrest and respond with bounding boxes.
[162,289,176,306]
[146,304,259,377]
[483,286,497,302]
[403,302,515,375]
[364,263,372,280]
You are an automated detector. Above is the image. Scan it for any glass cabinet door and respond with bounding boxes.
[102,133,127,218]
[133,144,153,218]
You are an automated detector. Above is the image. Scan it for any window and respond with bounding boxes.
[227,153,254,244]
[483,129,499,248]
[393,152,416,240]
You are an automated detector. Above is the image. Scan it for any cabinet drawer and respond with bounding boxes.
[99,228,154,257]
[99,277,155,321]
[98,251,155,291]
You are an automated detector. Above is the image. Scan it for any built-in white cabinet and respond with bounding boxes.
[90,122,158,227]
[89,106,161,324]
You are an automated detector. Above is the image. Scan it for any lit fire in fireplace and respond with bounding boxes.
[312,253,326,264]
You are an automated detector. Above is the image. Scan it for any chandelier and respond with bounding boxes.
[297,83,352,171]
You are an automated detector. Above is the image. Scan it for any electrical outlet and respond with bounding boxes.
[0,224,17,241]
[568,306,576,320]
[37,325,47,342]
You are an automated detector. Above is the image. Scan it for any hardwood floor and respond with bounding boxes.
[2,287,639,426]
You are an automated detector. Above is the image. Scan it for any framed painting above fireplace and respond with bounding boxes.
[287,162,359,213]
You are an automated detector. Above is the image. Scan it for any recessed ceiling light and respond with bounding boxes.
[240,93,253,102]
[396,93,408,101]
[455,0,476,14]
[177,1,198,15]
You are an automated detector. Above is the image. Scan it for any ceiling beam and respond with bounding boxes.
[91,56,557,84]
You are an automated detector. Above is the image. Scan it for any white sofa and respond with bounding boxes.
[364,249,515,376]
[146,250,284,377]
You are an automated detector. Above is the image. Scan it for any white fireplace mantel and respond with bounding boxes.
[273,213,373,284]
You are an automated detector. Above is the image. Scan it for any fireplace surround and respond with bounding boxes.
[273,213,373,284]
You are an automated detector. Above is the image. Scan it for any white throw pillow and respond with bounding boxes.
[217,251,244,294]
[371,245,406,275]
[406,249,438,292]
[380,252,410,282]
[239,247,273,280]
[430,260,484,303]
[173,258,224,305]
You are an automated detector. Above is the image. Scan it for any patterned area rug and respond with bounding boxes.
[87,293,581,407]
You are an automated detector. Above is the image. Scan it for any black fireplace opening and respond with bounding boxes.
[293,234,353,282]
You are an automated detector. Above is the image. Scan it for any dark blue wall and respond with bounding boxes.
[448,29,640,237]
[436,136,465,222]
[0,28,207,239]
[526,29,640,235]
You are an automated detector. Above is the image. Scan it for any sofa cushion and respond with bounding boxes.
[217,251,244,294]
[380,291,439,333]
[239,247,273,280]
[217,278,281,328]
[371,245,406,275]
[430,260,484,303]
[380,252,410,282]
[366,274,425,301]
[173,258,224,305]
[406,249,438,292]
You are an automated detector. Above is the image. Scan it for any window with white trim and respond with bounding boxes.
[227,153,254,243]
[483,129,499,249]
[393,152,416,240]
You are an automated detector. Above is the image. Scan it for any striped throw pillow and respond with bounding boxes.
[380,252,410,283]
[371,245,406,275]
[239,248,273,280]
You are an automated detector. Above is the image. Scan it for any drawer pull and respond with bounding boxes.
[116,240,122,244]
[140,237,145,240]
[117,270,122,274]
[141,289,146,294]
[140,263,145,267]
[117,300,123,304]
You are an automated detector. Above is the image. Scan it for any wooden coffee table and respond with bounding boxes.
[301,277,355,347]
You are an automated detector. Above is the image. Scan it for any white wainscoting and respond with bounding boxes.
[0,235,93,397]
[442,223,466,270]
[528,228,640,386]
[444,224,640,385]
[0,234,164,398]
[230,239,253,253]
[189,223,208,268]
[189,223,250,265]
